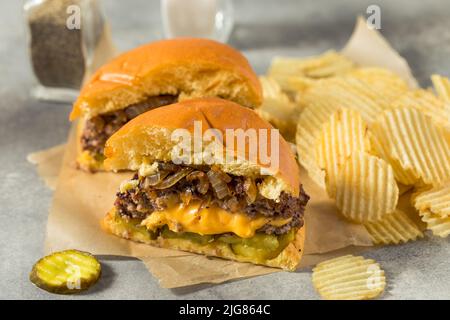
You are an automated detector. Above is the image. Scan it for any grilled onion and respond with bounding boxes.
[207,170,230,199]
[180,189,193,206]
[154,167,193,189]
[223,196,241,212]
[143,170,170,188]
[211,167,232,183]
[158,162,180,172]
[186,171,209,194]
[243,177,257,204]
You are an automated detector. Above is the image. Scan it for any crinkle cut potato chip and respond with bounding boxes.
[369,128,421,185]
[300,76,390,123]
[268,50,355,91]
[431,74,450,103]
[364,210,423,245]
[391,89,450,131]
[372,107,450,186]
[295,102,340,188]
[316,109,371,197]
[392,88,445,112]
[349,67,410,101]
[312,255,386,300]
[259,76,291,102]
[420,210,450,238]
[413,184,450,218]
[368,129,391,161]
[335,152,398,223]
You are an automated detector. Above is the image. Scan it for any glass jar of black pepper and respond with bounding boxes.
[23,0,105,102]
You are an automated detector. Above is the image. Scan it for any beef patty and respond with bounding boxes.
[81,95,178,155]
[115,162,309,236]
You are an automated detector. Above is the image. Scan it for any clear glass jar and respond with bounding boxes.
[161,0,234,43]
[23,0,104,102]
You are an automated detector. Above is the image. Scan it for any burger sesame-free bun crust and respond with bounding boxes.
[104,98,301,197]
[102,208,305,271]
[70,38,262,120]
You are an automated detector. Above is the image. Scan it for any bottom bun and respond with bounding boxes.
[102,208,305,271]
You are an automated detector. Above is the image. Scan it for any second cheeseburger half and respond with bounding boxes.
[70,38,262,172]
[102,98,309,270]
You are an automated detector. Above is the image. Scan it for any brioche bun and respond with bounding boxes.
[104,97,300,198]
[70,38,262,121]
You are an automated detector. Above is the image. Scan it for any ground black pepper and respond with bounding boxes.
[26,0,103,89]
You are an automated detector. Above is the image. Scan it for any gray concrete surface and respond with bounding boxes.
[1,0,449,299]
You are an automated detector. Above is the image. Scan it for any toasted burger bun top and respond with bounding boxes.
[70,38,262,120]
[104,98,300,198]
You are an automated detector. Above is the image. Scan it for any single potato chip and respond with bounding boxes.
[312,255,386,300]
[364,210,423,245]
[412,183,450,218]
[391,89,450,131]
[30,249,101,294]
[316,109,371,197]
[268,51,355,91]
[420,210,450,238]
[431,74,450,103]
[372,107,450,186]
[259,76,291,102]
[349,67,409,101]
[370,125,421,185]
[335,152,399,223]
[301,53,355,79]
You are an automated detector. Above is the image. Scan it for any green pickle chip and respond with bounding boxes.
[230,229,296,262]
[160,224,297,262]
[30,249,101,294]
[115,214,158,241]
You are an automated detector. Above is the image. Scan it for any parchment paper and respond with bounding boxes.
[27,144,65,190]
[30,17,418,288]
[341,17,418,88]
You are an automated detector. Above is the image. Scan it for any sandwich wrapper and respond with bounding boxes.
[29,17,418,288]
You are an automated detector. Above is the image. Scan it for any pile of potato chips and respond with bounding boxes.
[262,51,450,245]
[260,51,450,299]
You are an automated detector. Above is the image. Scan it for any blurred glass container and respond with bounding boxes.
[161,0,234,43]
[23,0,104,102]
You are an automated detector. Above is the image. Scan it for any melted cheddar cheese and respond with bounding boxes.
[140,202,291,238]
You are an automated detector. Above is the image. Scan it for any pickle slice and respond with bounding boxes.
[218,233,280,250]
[30,250,101,294]
[161,226,214,245]
[113,213,158,241]
[231,244,275,263]
[230,229,296,261]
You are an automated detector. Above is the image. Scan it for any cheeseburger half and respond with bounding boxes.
[70,38,262,171]
[101,98,309,270]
